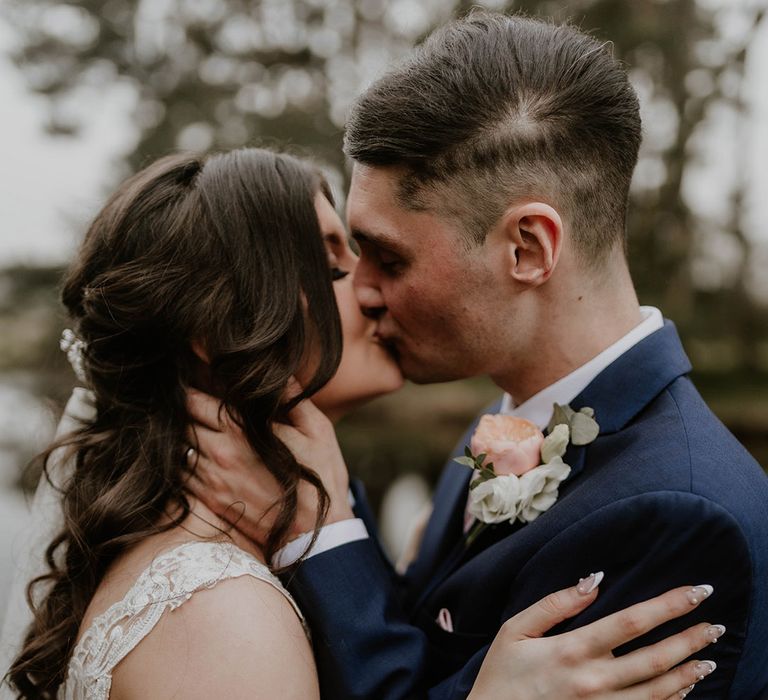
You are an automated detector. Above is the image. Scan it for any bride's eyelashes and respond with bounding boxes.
[331,267,350,281]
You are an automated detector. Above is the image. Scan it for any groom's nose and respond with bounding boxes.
[353,269,387,320]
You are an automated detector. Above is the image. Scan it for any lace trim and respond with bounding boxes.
[60,541,305,700]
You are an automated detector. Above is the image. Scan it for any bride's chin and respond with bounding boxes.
[313,369,404,423]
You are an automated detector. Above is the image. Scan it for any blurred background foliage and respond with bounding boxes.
[1,0,767,515]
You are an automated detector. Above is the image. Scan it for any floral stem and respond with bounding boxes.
[465,521,488,548]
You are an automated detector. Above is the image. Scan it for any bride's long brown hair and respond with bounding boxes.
[7,149,343,699]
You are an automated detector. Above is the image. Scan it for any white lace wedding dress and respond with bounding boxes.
[59,540,307,700]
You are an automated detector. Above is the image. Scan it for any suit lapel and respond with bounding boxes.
[560,320,692,488]
[413,321,693,603]
[405,399,502,597]
[569,321,692,434]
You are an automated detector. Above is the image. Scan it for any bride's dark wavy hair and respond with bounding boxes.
[7,148,343,699]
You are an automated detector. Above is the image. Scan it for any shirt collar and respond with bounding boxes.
[499,306,664,429]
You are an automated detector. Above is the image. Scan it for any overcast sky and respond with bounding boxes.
[0,15,137,265]
[0,4,766,269]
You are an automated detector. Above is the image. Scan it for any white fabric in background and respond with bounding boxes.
[0,388,94,695]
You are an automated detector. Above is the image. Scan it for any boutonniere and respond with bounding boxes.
[455,404,599,546]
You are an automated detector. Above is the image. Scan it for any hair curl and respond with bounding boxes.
[7,148,342,699]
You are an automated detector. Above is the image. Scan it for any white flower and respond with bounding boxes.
[518,458,571,523]
[467,475,522,524]
[467,459,572,527]
[60,329,87,383]
[460,403,596,534]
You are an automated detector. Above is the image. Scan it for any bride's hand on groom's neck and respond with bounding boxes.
[183,388,353,551]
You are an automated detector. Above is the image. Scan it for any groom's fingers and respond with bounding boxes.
[185,422,238,466]
[283,397,327,436]
[579,585,714,654]
[607,622,720,687]
[186,388,232,432]
[185,453,223,492]
[185,424,206,460]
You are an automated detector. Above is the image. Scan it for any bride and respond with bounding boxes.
[6,148,716,699]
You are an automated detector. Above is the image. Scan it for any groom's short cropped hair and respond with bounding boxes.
[344,12,642,262]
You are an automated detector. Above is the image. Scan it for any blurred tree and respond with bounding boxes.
[2,0,767,501]
[1,0,454,180]
[473,1,768,363]
[4,0,765,344]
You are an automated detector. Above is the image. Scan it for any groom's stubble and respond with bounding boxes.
[348,163,504,385]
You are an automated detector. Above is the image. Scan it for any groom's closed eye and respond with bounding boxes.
[363,246,405,276]
[374,248,404,272]
[352,231,407,275]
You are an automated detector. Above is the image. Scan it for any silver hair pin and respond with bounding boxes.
[60,329,87,383]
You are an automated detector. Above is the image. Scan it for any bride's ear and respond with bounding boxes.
[499,202,563,287]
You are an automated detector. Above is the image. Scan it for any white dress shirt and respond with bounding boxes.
[499,306,664,428]
[273,306,665,567]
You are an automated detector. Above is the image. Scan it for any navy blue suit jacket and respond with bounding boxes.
[287,322,768,699]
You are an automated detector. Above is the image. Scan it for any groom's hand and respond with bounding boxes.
[184,389,354,548]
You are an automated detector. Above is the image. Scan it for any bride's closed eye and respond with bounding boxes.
[331,267,350,282]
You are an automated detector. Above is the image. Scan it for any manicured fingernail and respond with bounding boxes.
[705,624,726,642]
[679,683,696,698]
[577,571,604,595]
[694,660,717,679]
[686,584,714,605]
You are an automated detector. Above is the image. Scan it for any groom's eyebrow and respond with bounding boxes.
[350,227,403,252]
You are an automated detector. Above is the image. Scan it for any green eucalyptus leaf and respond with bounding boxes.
[469,471,494,489]
[570,412,600,445]
[547,403,575,433]
[541,423,570,462]
[454,456,476,468]
[486,462,495,474]
[464,445,473,459]
[476,453,487,466]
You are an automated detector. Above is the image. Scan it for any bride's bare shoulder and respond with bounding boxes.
[110,568,318,700]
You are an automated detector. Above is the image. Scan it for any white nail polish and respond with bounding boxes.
[694,660,717,681]
[705,624,726,642]
[577,571,604,595]
[687,584,713,605]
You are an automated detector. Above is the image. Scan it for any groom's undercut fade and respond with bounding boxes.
[344,11,642,262]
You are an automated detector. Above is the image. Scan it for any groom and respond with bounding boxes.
[196,13,768,699]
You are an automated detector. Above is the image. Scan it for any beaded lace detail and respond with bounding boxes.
[59,541,305,700]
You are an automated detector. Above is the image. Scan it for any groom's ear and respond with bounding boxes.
[499,202,563,287]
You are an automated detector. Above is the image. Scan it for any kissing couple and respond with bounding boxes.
[5,11,768,700]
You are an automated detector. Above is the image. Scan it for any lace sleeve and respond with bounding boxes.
[61,541,306,700]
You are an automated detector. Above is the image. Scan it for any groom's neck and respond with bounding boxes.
[491,260,643,405]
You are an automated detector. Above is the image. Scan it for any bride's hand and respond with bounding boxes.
[184,389,354,546]
[469,578,720,699]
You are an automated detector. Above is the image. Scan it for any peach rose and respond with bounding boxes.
[470,415,545,477]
